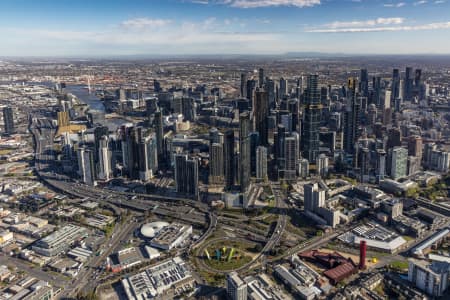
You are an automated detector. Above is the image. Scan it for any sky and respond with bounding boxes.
[0,0,450,56]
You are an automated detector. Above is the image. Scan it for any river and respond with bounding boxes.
[65,84,129,130]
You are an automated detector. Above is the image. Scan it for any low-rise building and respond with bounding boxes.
[32,224,88,256]
[338,222,407,253]
[411,227,450,257]
[150,223,192,250]
[121,257,195,300]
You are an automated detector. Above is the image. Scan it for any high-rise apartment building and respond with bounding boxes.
[390,146,408,180]
[239,112,251,192]
[304,182,326,213]
[224,130,235,190]
[209,143,224,184]
[301,74,321,163]
[2,107,14,134]
[97,136,112,181]
[408,258,449,297]
[226,272,247,300]
[174,154,199,199]
[253,88,269,146]
[343,77,361,155]
[256,146,267,181]
[77,147,96,186]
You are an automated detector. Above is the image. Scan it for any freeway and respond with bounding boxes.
[261,182,288,255]
[191,212,217,250]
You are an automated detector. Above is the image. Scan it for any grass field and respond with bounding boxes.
[389,260,409,271]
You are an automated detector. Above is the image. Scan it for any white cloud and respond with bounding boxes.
[326,17,404,29]
[120,18,172,29]
[383,2,406,7]
[195,0,320,8]
[307,21,450,32]
[414,0,427,5]
[190,0,209,4]
[3,18,278,51]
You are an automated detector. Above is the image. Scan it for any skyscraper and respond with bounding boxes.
[174,154,199,199]
[391,68,400,101]
[367,103,377,125]
[153,79,161,92]
[373,76,382,108]
[317,154,329,178]
[414,69,422,88]
[376,149,386,181]
[239,112,251,192]
[279,77,288,99]
[258,68,265,88]
[390,146,408,180]
[77,147,96,186]
[275,124,286,174]
[154,109,164,165]
[301,74,321,163]
[408,135,423,160]
[284,136,298,181]
[343,78,361,155]
[209,143,224,184]
[146,98,157,120]
[256,146,267,181]
[120,125,140,179]
[2,107,14,134]
[360,69,369,98]
[240,73,247,98]
[138,138,152,181]
[405,67,414,101]
[253,88,269,146]
[181,97,196,121]
[246,79,257,103]
[249,132,260,176]
[266,79,276,108]
[94,126,109,165]
[224,130,235,190]
[97,136,112,181]
[299,158,310,179]
[146,134,158,175]
[288,99,299,132]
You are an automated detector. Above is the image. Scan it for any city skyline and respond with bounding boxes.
[1,0,450,56]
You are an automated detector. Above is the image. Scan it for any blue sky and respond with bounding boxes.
[0,0,449,56]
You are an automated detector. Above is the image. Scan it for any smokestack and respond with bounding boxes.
[359,240,367,270]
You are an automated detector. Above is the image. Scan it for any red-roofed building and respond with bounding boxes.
[323,261,358,284]
[298,249,358,285]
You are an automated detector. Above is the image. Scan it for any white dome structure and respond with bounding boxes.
[140,221,169,238]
